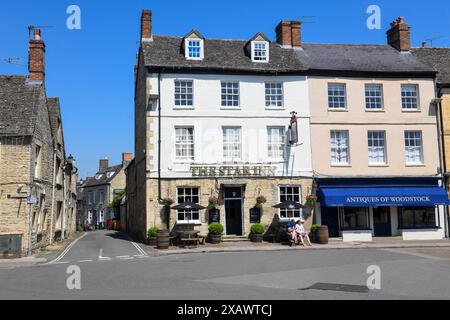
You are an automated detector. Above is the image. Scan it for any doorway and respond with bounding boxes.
[373,207,392,237]
[223,186,243,236]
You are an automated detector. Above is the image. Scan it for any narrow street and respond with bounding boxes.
[1,231,450,300]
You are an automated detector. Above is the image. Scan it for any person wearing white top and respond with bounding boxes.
[295,219,312,247]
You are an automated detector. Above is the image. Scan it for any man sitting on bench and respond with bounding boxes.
[287,219,298,246]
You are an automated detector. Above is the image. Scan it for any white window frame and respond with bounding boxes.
[174,80,194,107]
[404,131,424,165]
[278,185,302,221]
[222,127,242,162]
[88,191,94,205]
[401,84,420,111]
[365,84,384,110]
[251,41,269,62]
[221,81,240,108]
[368,131,387,165]
[328,83,347,110]
[174,127,195,163]
[34,143,42,178]
[185,38,204,60]
[176,187,201,224]
[267,127,286,161]
[330,130,350,165]
[265,82,284,108]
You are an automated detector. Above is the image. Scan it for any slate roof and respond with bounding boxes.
[298,43,434,75]
[83,165,123,188]
[0,76,43,136]
[47,97,61,140]
[412,48,450,85]
[142,35,436,76]
[142,35,307,74]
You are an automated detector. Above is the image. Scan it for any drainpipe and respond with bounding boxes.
[49,148,57,244]
[157,72,162,202]
[61,164,66,241]
[434,81,449,238]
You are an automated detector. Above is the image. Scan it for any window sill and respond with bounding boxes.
[365,109,385,112]
[265,107,285,111]
[405,163,425,167]
[331,164,352,167]
[402,109,421,113]
[220,107,241,111]
[368,164,389,167]
[173,161,195,165]
[176,220,202,225]
[173,107,195,110]
[328,109,348,112]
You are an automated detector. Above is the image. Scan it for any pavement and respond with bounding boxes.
[1,230,450,299]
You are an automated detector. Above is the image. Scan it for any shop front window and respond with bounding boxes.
[399,206,437,229]
[339,207,370,230]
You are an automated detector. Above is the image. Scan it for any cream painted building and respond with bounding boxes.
[307,18,448,241]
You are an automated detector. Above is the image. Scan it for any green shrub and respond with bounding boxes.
[208,223,224,235]
[250,224,265,235]
[311,224,321,233]
[76,224,84,232]
[147,226,158,237]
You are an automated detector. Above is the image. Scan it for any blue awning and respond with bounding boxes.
[319,187,450,207]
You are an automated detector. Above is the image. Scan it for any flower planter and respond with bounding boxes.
[251,234,263,243]
[208,234,222,244]
[147,236,157,246]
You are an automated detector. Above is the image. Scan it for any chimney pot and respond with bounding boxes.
[276,20,302,48]
[141,9,152,42]
[28,29,46,82]
[422,42,427,48]
[387,16,411,51]
[122,152,133,167]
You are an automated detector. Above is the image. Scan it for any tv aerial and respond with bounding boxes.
[0,57,27,67]
[27,25,55,39]
[425,36,446,47]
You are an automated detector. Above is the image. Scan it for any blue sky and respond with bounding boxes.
[1,0,449,179]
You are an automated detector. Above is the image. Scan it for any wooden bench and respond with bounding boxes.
[179,237,201,248]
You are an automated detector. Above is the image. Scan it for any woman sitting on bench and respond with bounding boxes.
[295,219,312,247]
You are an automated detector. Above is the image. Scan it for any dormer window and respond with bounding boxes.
[252,41,269,62]
[187,40,202,59]
[183,29,205,61]
[246,32,270,63]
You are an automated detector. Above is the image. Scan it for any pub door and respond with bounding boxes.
[223,187,243,236]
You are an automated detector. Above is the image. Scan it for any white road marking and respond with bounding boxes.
[125,234,148,256]
[119,257,134,260]
[77,260,93,263]
[53,261,70,265]
[116,255,131,259]
[43,232,87,265]
[99,257,112,261]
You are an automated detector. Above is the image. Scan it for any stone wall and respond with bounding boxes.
[145,177,314,237]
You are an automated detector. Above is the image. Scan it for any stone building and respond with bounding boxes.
[126,10,314,242]
[413,46,450,236]
[0,30,77,256]
[79,153,131,228]
[126,10,450,243]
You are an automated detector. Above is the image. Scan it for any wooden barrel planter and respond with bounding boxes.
[251,234,263,243]
[208,234,222,244]
[148,237,157,247]
[157,230,170,249]
[316,226,329,244]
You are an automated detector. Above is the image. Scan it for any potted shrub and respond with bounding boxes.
[250,224,265,243]
[160,196,174,229]
[208,223,224,244]
[310,224,320,243]
[255,196,267,208]
[147,226,158,246]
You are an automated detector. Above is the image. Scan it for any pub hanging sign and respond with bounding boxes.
[191,165,277,178]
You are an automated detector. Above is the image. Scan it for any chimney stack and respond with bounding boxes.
[276,20,302,48]
[122,152,133,167]
[422,42,427,48]
[28,29,46,82]
[387,17,411,51]
[99,157,109,172]
[141,9,152,42]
